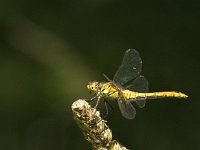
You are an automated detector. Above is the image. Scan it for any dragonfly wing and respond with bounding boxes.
[126,75,148,92]
[113,49,142,86]
[135,100,146,108]
[117,99,136,119]
[126,75,148,108]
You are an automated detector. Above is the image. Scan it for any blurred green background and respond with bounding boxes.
[0,0,199,150]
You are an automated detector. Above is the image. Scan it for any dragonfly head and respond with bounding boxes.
[87,81,99,95]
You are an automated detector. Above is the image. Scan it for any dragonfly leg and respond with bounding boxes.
[94,96,101,109]
[85,96,97,103]
[103,100,109,119]
[102,100,114,119]
[106,100,114,112]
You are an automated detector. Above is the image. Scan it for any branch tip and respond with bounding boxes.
[72,99,128,150]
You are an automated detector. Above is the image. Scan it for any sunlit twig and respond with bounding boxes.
[72,99,128,150]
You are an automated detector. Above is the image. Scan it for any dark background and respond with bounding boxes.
[0,0,199,150]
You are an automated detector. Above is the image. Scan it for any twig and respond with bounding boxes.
[72,99,128,150]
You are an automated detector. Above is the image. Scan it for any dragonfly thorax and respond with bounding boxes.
[87,81,119,99]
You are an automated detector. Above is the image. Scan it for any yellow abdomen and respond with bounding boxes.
[122,90,188,101]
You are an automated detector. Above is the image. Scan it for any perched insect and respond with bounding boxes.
[87,49,188,119]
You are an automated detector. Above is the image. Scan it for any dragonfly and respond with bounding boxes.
[87,49,188,119]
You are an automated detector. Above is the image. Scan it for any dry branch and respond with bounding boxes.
[72,99,128,150]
